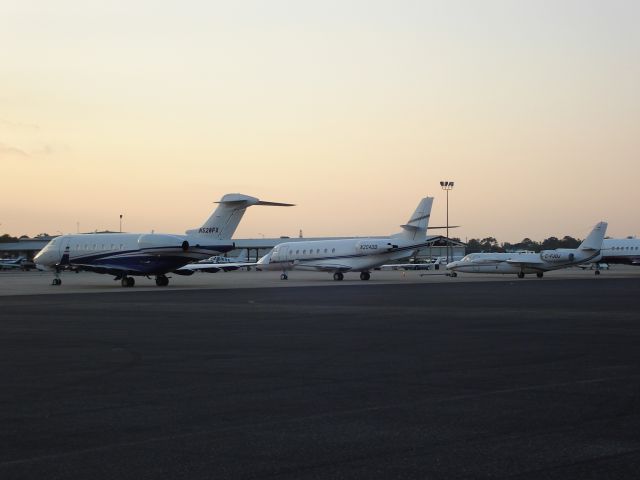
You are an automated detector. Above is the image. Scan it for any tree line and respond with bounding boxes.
[455,235,582,254]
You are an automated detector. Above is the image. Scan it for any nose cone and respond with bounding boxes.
[446,261,460,271]
[257,252,271,265]
[33,249,46,265]
[34,246,54,267]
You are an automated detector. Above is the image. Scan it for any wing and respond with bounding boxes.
[304,263,353,272]
[63,263,147,276]
[506,258,545,266]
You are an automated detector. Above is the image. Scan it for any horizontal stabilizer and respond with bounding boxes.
[190,193,295,239]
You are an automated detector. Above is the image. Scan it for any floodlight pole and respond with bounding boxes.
[439,181,455,263]
[119,214,123,233]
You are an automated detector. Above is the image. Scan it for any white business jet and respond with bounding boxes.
[34,194,293,287]
[446,221,608,278]
[254,196,436,281]
[599,237,640,266]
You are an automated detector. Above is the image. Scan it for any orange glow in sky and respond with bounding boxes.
[1,1,639,242]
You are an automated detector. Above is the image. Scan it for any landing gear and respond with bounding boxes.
[449,272,458,277]
[155,275,169,286]
[333,272,344,281]
[121,276,135,288]
[536,272,544,278]
[359,272,370,281]
[52,278,62,286]
[280,273,288,280]
[595,270,601,275]
[517,272,525,279]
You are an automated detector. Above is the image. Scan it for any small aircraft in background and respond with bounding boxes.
[0,256,34,271]
[446,221,607,278]
[176,249,253,274]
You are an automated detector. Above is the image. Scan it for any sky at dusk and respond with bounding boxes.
[1,1,639,242]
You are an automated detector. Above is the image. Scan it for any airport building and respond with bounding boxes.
[0,237,54,260]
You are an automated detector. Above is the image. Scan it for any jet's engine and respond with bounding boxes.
[355,240,397,254]
[540,250,575,262]
[138,234,189,251]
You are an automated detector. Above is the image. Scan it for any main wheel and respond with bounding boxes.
[127,277,135,287]
[517,272,525,279]
[450,272,457,277]
[360,272,370,281]
[52,278,62,286]
[280,273,288,280]
[333,272,344,281]
[156,275,169,286]
[536,272,544,278]
[595,270,601,275]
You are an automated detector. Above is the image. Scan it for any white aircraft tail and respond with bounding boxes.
[393,197,434,241]
[187,193,294,240]
[579,221,608,251]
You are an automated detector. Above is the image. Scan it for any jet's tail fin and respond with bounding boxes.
[233,248,250,262]
[187,193,294,240]
[393,197,434,241]
[579,221,608,251]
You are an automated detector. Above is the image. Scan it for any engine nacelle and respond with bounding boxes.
[138,234,189,251]
[540,250,575,262]
[355,240,396,254]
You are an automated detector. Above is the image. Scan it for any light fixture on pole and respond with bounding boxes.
[119,214,123,233]
[439,181,454,263]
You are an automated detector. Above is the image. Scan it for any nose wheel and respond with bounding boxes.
[52,278,62,286]
[155,275,169,286]
[121,276,135,287]
[280,273,288,280]
[359,272,370,281]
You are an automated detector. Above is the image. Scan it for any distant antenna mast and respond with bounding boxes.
[299,229,303,238]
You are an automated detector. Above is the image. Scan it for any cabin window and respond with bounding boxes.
[303,250,306,254]
[316,249,320,254]
[324,248,328,254]
[332,248,335,253]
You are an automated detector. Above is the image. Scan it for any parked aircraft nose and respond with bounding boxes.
[446,261,460,270]
[34,245,55,267]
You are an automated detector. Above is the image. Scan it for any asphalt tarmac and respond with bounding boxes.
[2,277,640,479]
